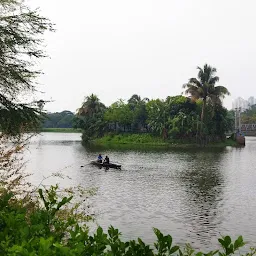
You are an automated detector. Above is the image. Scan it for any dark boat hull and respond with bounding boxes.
[90,161,121,169]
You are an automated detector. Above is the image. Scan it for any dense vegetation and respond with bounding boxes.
[42,111,76,129]
[76,65,233,145]
[0,0,53,135]
[1,185,254,256]
[241,105,256,124]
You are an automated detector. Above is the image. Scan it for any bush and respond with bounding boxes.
[96,133,166,145]
[0,186,254,256]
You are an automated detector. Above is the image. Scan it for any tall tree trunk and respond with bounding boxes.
[200,99,206,134]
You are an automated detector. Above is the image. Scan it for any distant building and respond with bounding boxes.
[232,96,256,112]
[232,97,249,112]
[248,96,256,107]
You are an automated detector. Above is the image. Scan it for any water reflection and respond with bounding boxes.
[175,150,226,247]
[25,134,256,250]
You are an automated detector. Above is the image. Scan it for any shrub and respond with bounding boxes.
[0,186,254,256]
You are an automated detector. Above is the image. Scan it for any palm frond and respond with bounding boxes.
[213,86,230,97]
[188,78,202,88]
[197,64,217,84]
[183,83,203,99]
[209,76,219,85]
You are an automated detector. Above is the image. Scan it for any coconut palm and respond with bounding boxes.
[183,64,230,132]
[127,94,149,131]
[127,94,149,105]
[77,94,106,117]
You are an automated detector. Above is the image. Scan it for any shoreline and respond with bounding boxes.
[92,135,239,149]
[40,128,82,133]
[38,131,241,148]
[91,141,239,149]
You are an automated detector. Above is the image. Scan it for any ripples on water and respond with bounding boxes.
[25,133,256,250]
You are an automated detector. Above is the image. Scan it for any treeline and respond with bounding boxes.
[75,94,233,143]
[241,104,256,124]
[41,111,75,128]
[75,65,234,144]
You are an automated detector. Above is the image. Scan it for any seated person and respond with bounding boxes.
[104,155,109,164]
[97,154,103,163]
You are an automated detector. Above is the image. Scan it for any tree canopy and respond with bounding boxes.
[183,64,230,134]
[42,111,75,129]
[0,0,53,135]
[76,94,107,142]
[76,92,232,144]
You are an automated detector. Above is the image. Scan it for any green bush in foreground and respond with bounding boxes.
[0,186,254,256]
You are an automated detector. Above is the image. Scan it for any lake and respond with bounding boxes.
[25,133,256,250]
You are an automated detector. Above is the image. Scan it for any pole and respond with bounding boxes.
[238,107,241,133]
[234,108,237,132]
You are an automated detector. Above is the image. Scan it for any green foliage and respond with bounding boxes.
[183,64,230,135]
[96,133,166,145]
[76,94,107,142]
[104,99,133,132]
[241,105,256,124]
[42,111,75,129]
[146,99,166,136]
[41,128,81,133]
[78,67,232,145]
[0,0,54,135]
[77,92,232,145]
[0,186,254,255]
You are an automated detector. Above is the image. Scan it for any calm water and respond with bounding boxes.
[25,133,256,250]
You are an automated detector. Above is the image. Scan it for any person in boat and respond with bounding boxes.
[97,154,103,163]
[104,155,110,164]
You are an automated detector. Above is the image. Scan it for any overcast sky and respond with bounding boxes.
[28,0,256,112]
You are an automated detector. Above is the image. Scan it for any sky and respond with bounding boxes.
[28,0,256,112]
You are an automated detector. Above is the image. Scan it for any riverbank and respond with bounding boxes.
[41,128,82,133]
[92,134,239,149]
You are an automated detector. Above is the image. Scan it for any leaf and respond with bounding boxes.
[224,236,231,247]
[97,226,103,236]
[153,228,163,240]
[38,189,49,210]
[234,236,245,250]
[166,234,172,248]
[218,239,226,248]
[56,196,73,210]
[169,246,180,254]
[138,237,145,246]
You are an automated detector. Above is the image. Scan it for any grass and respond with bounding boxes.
[41,128,82,133]
[93,133,240,149]
[95,133,167,145]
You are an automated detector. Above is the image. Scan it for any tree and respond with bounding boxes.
[127,94,148,131]
[0,0,54,135]
[104,99,133,132]
[78,94,106,117]
[42,111,75,128]
[76,94,106,142]
[241,105,256,124]
[183,64,230,134]
[146,99,167,138]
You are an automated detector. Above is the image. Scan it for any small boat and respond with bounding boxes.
[90,161,121,170]
[236,133,245,146]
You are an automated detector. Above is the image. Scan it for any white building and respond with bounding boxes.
[232,97,249,112]
[248,96,256,107]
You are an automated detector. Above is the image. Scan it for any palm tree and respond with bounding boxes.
[127,94,149,106]
[77,94,107,141]
[127,94,149,132]
[77,94,106,117]
[183,64,230,132]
